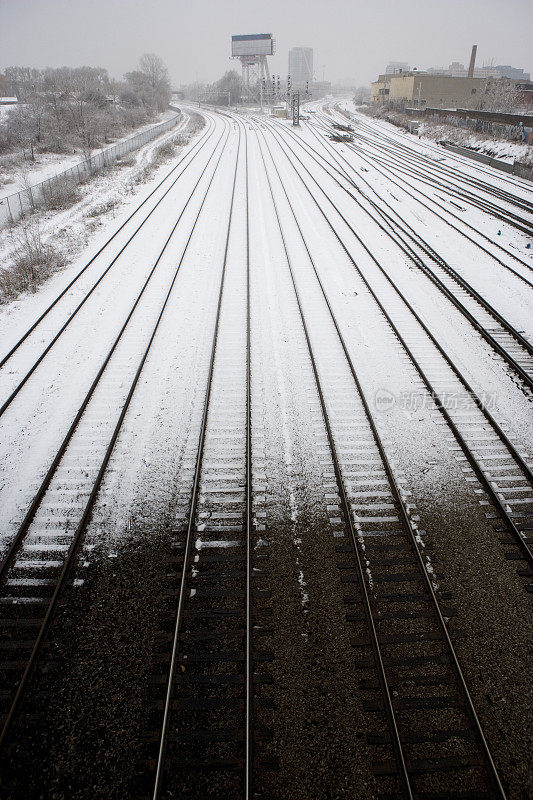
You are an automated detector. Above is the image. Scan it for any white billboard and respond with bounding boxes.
[232,34,273,57]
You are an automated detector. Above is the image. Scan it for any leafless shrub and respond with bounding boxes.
[0,219,63,302]
[85,196,119,217]
[41,174,81,210]
[153,139,177,164]
[115,154,136,168]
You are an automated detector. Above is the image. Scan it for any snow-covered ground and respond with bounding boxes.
[0,108,179,200]
[0,110,195,295]
[336,98,533,165]
[1,97,531,553]
[0,99,532,797]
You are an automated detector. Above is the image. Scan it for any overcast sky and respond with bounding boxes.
[1,0,532,87]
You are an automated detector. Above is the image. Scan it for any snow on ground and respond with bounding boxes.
[0,108,179,200]
[1,98,531,545]
[0,101,531,800]
[334,98,533,165]
[0,110,195,299]
[0,109,220,542]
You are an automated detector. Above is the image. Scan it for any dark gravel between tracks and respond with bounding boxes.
[0,528,174,800]
[412,490,533,800]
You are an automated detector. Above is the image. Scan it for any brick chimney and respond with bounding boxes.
[468,45,477,78]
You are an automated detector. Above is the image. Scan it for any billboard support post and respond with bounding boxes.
[231,33,275,103]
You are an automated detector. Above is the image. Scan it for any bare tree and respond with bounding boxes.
[353,86,370,105]
[135,53,171,111]
[478,79,524,112]
[208,70,243,105]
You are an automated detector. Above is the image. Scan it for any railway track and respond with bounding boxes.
[0,106,530,799]
[0,116,234,750]
[336,104,533,197]
[313,108,533,263]
[310,109,533,284]
[0,116,226,423]
[350,113,533,216]
[0,114,216,372]
[145,118,262,800]
[338,113,533,235]
[272,116,533,389]
[252,118,508,799]
[256,116,533,574]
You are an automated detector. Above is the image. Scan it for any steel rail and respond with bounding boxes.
[275,118,533,388]
[345,111,533,217]
[0,117,224,421]
[262,115,533,477]
[244,127,254,800]
[151,121,245,800]
[0,117,234,752]
[341,125,533,235]
[306,113,533,288]
[260,117,533,570]
[338,104,533,196]
[311,111,533,276]
[0,121,230,586]
[0,113,214,370]
[254,118,507,800]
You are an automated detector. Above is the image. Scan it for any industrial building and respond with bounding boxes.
[371,73,488,108]
[371,46,530,109]
[370,72,530,109]
[288,47,313,87]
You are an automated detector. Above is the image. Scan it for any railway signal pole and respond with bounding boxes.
[291,91,300,126]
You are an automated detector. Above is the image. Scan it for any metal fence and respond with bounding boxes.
[0,110,182,228]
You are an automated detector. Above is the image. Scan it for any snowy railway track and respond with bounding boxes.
[280,116,533,388]
[145,119,261,800]
[0,104,530,799]
[0,116,234,750]
[336,113,533,236]
[0,118,224,419]
[339,104,533,197]
[257,115,533,576]
[252,119,507,800]
[350,113,533,217]
[311,109,533,281]
[0,116,216,374]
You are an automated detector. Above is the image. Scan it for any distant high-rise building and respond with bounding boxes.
[385,61,409,74]
[288,48,313,86]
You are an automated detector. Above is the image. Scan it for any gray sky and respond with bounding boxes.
[1,0,532,87]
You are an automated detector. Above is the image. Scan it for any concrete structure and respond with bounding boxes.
[478,65,530,80]
[309,80,331,98]
[288,47,313,87]
[389,74,485,108]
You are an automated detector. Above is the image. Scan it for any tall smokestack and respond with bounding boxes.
[468,45,477,78]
